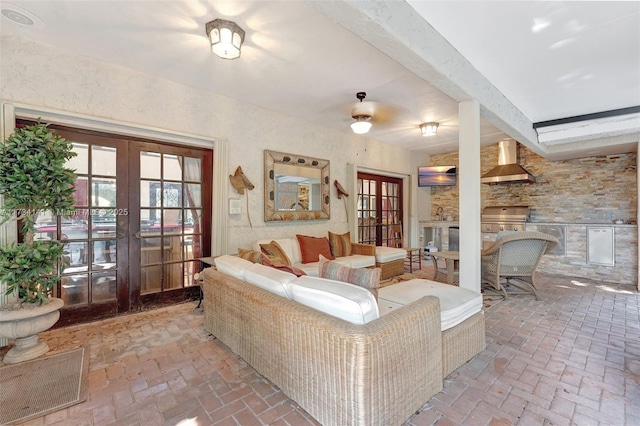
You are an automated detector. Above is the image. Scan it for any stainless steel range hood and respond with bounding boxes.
[481,140,536,184]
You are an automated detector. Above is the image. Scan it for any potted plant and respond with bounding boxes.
[0,121,77,363]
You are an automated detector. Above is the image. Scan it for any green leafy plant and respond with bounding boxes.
[0,121,77,304]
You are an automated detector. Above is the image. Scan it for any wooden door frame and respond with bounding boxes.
[348,165,419,248]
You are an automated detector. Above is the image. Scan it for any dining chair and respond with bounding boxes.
[481,231,558,300]
[388,223,422,273]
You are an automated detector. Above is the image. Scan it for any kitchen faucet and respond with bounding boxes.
[436,206,444,221]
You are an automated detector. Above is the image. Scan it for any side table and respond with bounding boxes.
[195,256,218,308]
[431,251,459,285]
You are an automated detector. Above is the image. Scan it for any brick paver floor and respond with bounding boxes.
[9,271,640,425]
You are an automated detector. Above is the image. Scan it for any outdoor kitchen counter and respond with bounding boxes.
[419,220,459,227]
[527,221,636,227]
[419,221,459,251]
[525,222,637,285]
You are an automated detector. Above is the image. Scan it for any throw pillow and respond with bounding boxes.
[296,234,334,264]
[262,255,306,277]
[328,231,352,257]
[318,257,381,301]
[259,240,292,266]
[238,248,263,264]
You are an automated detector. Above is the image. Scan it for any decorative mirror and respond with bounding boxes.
[264,150,330,221]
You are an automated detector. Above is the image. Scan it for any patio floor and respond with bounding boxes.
[8,269,640,426]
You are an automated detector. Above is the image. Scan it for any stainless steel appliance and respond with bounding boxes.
[481,140,535,184]
[449,226,459,251]
[481,205,530,247]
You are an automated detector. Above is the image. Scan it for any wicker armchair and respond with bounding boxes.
[481,231,558,300]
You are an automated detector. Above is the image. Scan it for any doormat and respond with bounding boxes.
[0,347,89,425]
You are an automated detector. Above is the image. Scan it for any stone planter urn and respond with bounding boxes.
[0,298,63,364]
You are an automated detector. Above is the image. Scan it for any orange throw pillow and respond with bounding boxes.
[296,234,334,264]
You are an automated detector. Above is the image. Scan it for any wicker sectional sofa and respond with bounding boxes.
[201,255,486,425]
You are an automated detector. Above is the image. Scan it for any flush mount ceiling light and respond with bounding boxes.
[206,18,245,59]
[351,92,372,134]
[420,122,439,137]
[0,4,44,28]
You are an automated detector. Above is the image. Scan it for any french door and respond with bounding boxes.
[23,122,212,326]
[356,173,403,246]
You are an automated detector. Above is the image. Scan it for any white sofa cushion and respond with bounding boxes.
[214,254,254,280]
[289,276,379,325]
[345,254,377,269]
[375,246,407,263]
[378,279,482,331]
[254,238,301,264]
[243,263,297,299]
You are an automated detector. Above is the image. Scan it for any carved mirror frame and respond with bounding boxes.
[264,150,330,222]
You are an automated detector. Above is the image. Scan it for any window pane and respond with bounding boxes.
[140,151,161,179]
[184,184,201,208]
[92,272,116,302]
[92,146,116,176]
[163,154,182,181]
[164,263,182,290]
[141,237,164,266]
[163,210,181,235]
[61,275,88,305]
[92,240,116,268]
[74,176,89,207]
[141,265,161,294]
[184,157,201,182]
[92,178,116,207]
[68,143,88,174]
[140,180,160,208]
[141,209,161,235]
[163,182,182,207]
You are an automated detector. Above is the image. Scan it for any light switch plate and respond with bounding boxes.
[229,198,241,215]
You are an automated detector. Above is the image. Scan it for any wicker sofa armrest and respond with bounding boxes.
[351,242,376,256]
[202,269,443,426]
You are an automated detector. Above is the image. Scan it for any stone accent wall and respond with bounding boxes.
[429,145,637,223]
[428,144,638,285]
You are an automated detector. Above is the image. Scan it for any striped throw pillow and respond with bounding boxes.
[259,241,291,266]
[328,231,352,257]
[318,256,381,301]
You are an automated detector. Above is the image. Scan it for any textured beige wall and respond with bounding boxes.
[0,34,415,253]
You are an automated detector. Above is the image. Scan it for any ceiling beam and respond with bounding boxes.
[308,0,545,157]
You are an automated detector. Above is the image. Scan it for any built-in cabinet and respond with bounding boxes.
[587,226,615,266]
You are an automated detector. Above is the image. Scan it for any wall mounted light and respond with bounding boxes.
[206,19,245,59]
[351,116,372,134]
[420,122,439,137]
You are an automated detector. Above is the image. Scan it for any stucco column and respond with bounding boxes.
[458,100,482,293]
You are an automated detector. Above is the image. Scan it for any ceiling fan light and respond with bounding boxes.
[351,116,372,134]
[420,122,439,137]
[206,18,245,59]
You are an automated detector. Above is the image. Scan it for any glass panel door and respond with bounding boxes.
[138,151,203,295]
[356,173,403,246]
[23,122,212,326]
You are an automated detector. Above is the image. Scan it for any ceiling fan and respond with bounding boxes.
[349,91,403,134]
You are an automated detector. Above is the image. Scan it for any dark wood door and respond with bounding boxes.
[356,172,403,246]
[22,123,212,326]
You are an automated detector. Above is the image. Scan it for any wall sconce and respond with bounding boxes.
[351,116,372,134]
[206,19,245,59]
[420,122,439,137]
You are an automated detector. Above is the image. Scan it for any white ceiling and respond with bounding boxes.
[1,0,639,159]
